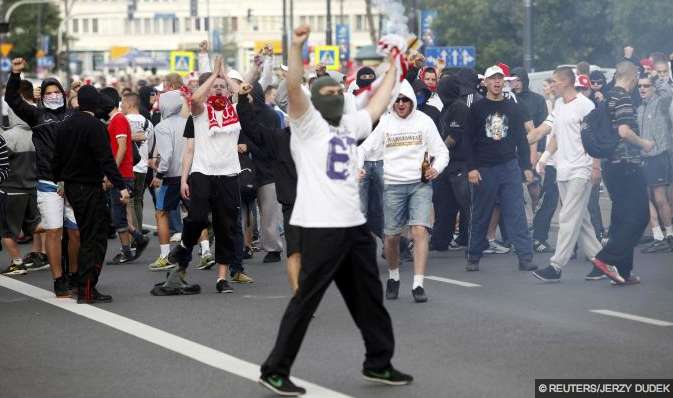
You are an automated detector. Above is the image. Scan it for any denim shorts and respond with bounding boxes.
[383,182,433,235]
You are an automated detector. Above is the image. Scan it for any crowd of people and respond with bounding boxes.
[1,24,673,395]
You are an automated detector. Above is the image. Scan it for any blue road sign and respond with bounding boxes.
[37,56,55,69]
[335,24,350,61]
[0,57,10,72]
[424,46,476,68]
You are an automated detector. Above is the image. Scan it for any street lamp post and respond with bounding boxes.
[523,0,532,71]
[282,0,287,64]
[325,0,332,45]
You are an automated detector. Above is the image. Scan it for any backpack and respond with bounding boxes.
[580,101,619,159]
[238,152,257,202]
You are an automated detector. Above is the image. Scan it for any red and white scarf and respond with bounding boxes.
[206,95,240,136]
[353,34,408,111]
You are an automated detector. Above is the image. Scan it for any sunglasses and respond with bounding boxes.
[638,84,652,88]
[590,81,604,85]
[395,97,412,104]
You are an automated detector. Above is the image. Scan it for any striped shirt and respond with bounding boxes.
[0,135,9,184]
[607,86,641,163]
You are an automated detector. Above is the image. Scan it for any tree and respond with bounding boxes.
[611,0,673,60]
[364,0,377,44]
[3,0,62,72]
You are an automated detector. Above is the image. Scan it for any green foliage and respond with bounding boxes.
[423,0,673,71]
[3,0,61,71]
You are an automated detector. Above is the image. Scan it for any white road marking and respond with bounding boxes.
[0,276,353,398]
[425,275,481,288]
[590,309,673,327]
[142,223,158,231]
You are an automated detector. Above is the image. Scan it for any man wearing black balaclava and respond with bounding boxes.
[356,66,376,90]
[5,57,80,298]
[52,85,129,304]
[259,25,412,396]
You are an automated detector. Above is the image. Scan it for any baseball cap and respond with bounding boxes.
[483,65,505,79]
[227,69,244,82]
[575,74,591,89]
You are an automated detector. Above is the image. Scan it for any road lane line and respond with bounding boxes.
[425,275,481,288]
[0,276,353,398]
[590,309,673,327]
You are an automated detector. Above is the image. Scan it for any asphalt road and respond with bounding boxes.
[1,194,672,398]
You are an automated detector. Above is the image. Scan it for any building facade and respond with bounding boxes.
[60,0,383,73]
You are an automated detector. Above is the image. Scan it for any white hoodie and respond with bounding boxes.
[358,80,449,184]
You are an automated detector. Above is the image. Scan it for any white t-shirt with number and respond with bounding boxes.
[543,94,595,181]
[289,105,373,228]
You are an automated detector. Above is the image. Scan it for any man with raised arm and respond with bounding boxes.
[258,25,413,397]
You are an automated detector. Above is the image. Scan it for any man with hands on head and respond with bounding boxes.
[258,25,413,397]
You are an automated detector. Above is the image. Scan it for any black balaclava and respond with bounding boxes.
[437,75,461,107]
[589,70,607,87]
[310,76,344,127]
[77,85,101,113]
[356,66,376,88]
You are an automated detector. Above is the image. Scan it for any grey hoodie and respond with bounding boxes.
[154,91,187,179]
[0,106,37,193]
[637,78,673,157]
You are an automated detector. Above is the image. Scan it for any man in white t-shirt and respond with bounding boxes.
[151,55,243,296]
[528,67,604,282]
[121,92,153,240]
[258,25,412,397]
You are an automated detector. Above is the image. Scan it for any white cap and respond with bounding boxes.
[227,69,244,82]
[483,65,505,79]
[280,64,288,71]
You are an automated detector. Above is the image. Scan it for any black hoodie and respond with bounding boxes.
[237,94,296,206]
[510,67,547,127]
[139,86,161,126]
[411,79,441,127]
[438,76,471,172]
[5,73,73,182]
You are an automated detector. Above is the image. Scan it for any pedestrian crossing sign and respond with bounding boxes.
[169,51,195,77]
[314,45,340,71]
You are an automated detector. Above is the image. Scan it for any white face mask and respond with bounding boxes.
[43,93,64,110]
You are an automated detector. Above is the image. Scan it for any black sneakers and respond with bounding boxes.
[54,276,71,298]
[585,266,607,281]
[258,374,306,396]
[532,266,561,283]
[107,251,133,265]
[77,288,113,304]
[465,260,479,272]
[167,244,192,268]
[534,240,555,253]
[412,286,427,303]
[385,279,399,300]
[362,367,414,386]
[263,251,282,263]
[132,235,150,259]
[216,279,233,293]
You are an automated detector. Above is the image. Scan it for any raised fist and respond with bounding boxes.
[11,58,26,73]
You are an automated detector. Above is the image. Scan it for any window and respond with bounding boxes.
[204,17,209,32]
[172,17,179,34]
[82,18,88,33]
[231,16,238,32]
[124,19,131,34]
[195,17,201,31]
[133,18,141,34]
[317,16,324,31]
[72,18,79,33]
[308,16,315,30]
[92,18,98,33]
[299,15,306,25]
[184,17,191,32]
[153,18,160,34]
[356,15,363,31]
[144,18,151,34]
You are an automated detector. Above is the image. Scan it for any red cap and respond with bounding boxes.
[497,62,511,77]
[640,58,653,68]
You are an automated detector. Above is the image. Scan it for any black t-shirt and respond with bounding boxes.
[607,86,641,162]
[183,115,194,138]
[465,97,531,171]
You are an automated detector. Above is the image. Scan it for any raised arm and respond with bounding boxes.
[287,26,311,120]
[191,55,224,116]
[364,56,398,123]
[5,58,40,128]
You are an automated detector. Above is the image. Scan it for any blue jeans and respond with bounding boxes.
[109,178,134,232]
[359,160,384,239]
[468,159,533,263]
[383,182,433,235]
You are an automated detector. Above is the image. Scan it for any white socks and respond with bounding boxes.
[412,274,424,289]
[200,240,211,255]
[160,244,170,258]
[12,258,23,265]
[652,226,665,241]
[388,268,400,281]
[665,225,673,237]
